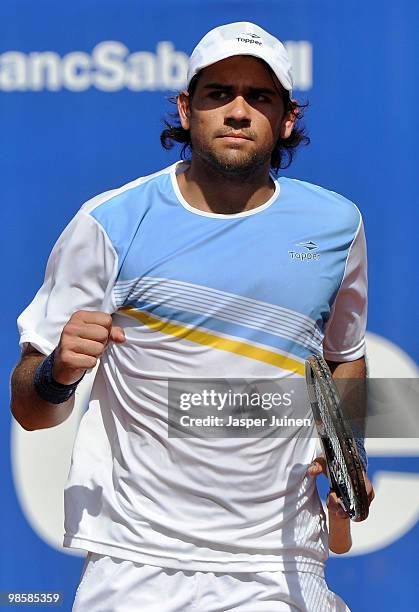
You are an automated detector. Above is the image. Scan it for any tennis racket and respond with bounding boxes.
[305,355,369,521]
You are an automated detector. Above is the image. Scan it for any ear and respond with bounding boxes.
[280,105,298,139]
[177,91,191,130]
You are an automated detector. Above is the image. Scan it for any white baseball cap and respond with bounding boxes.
[187,22,293,94]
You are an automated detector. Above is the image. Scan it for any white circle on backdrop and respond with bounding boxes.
[343,332,419,556]
[11,333,418,555]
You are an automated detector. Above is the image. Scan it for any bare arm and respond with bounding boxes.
[10,345,75,431]
[10,310,125,432]
[326,355,366,378]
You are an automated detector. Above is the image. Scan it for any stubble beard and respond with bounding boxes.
[192,139,273,182]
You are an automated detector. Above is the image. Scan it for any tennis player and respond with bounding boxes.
[11,22,373,611]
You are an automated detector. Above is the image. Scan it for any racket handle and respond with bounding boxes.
[327,500,352,554]
[327,491,352,555]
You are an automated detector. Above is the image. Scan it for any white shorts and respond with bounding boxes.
[72,552,350,612]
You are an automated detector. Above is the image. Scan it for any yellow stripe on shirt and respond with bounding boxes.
[119,306,305,376]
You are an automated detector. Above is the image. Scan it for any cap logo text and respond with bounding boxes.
[236,35,263,46]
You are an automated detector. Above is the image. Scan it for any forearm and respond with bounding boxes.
[10,354,75,431]
[11,312,124,431]
[327,356,366,377]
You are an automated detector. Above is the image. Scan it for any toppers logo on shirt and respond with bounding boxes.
[288,241,320,261]
[236,33,263,46]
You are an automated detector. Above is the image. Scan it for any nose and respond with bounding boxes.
[225,95,251,123]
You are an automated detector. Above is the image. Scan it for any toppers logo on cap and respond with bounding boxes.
[236,32,263,45]
[186,21,293,94]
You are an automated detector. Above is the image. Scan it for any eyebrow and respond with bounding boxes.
[202,82,278,96]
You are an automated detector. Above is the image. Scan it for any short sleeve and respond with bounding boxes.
[17,210,118,356]
[323,218,368,362]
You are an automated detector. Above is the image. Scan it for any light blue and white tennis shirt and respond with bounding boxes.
[18,160,367,574]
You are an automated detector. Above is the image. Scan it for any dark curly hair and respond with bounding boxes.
[160,70,310,172]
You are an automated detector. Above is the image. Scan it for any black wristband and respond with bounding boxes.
[33,349,85,405]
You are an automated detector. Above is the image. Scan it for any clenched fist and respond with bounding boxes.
[53,310,126,385]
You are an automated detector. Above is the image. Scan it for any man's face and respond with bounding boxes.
[178,55,294,178]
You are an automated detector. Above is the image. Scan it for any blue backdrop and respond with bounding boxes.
[1,1,418,610]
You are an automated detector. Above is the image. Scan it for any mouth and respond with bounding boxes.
[218,134,252,141]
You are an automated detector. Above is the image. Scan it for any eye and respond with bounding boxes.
[208,90,229,100]
[249,92,271,103]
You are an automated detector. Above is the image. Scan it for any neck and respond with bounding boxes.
[176,157,276,215]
